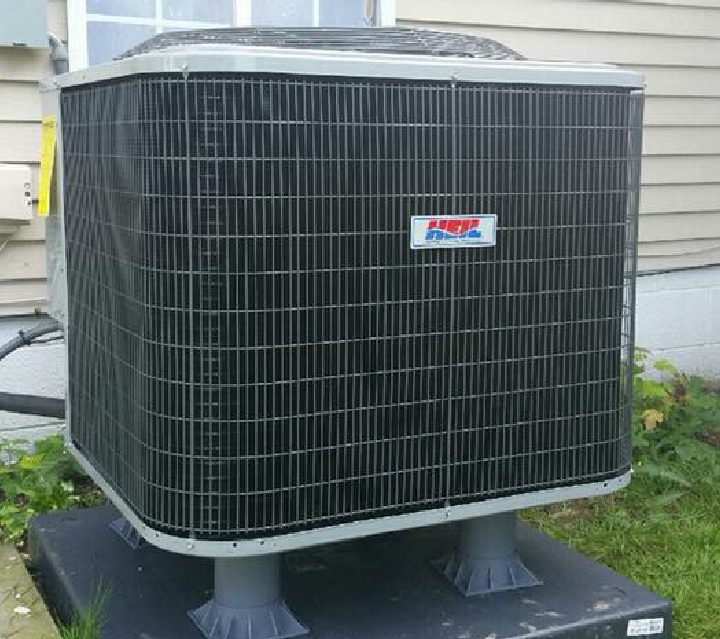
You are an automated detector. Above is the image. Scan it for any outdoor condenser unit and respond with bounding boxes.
[43,28,643,639]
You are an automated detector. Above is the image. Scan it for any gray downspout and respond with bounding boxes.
[48,32,69,74]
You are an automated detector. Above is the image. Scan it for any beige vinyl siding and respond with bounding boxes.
[398,0,720,272]
[645,98,720,126]
[0,0,65,316]
[0,122,42,163]
[0,83,43,121]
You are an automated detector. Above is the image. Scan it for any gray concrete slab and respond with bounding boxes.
[29,505,671,639]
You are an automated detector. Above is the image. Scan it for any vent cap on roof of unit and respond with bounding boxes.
[116,26,524,61]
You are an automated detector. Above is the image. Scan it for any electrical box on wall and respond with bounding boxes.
[0,0,48,48]
[0,165,33,222]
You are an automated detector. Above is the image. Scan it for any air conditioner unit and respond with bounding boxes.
[43,28,643,639]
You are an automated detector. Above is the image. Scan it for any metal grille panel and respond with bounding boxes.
[62,73,642,540]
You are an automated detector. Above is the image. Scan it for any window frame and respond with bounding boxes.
[67,0,396,70]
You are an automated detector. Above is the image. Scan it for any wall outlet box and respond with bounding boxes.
[0,165,33,222]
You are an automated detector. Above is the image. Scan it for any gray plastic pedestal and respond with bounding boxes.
[109,516,144,550]
[188,555,308,639]
[434,512,542,596]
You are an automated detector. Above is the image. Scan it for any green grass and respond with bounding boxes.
[58,589,106,639]
[526,355,720,638]
[525,456,720,639]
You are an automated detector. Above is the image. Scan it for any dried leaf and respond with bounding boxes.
[642,409,664,431]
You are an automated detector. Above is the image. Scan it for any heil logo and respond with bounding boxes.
[424,217,485,241]
[410,215,496,249]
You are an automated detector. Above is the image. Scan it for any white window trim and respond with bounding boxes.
[234,0,251,27]
[67,0,396,71]
[233,0,396,28]
[380,0,396,28]
[67,0,88,70]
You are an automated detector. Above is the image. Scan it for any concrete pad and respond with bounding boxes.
[29,505,672,639]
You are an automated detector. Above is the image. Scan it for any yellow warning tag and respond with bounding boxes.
[38,115,57,216]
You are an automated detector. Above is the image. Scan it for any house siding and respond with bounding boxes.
[397,0,720,272]
[0,0,65,317]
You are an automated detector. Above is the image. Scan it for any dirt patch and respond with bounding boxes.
[695,428,720,448]
[703,380,720,395]
[534,498,603,528]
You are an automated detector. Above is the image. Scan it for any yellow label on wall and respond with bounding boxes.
[38,115,57,216]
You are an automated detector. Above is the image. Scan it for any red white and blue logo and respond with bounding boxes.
[411,215,496,249]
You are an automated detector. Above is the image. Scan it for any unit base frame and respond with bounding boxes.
[67,440,631,557]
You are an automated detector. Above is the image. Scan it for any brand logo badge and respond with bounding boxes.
[410,215,496,249]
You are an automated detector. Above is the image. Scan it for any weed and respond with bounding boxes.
[632,349,720,483]
[58,588,107,639]
[0,434,103,543]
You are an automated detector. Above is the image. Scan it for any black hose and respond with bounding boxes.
[0,318,62,361]
[0,318,65,418]
[0,392,65,419]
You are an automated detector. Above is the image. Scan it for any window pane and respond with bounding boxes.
[162,0,233,23]
[319,0,378,26]
[87,22,155,65]
[251,0,313,26]
[86,0,154,18]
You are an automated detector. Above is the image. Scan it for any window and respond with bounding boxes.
[67,0,396,69]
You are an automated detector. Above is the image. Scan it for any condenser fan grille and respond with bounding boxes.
[62,73,641,540]
[117,27,524,60]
